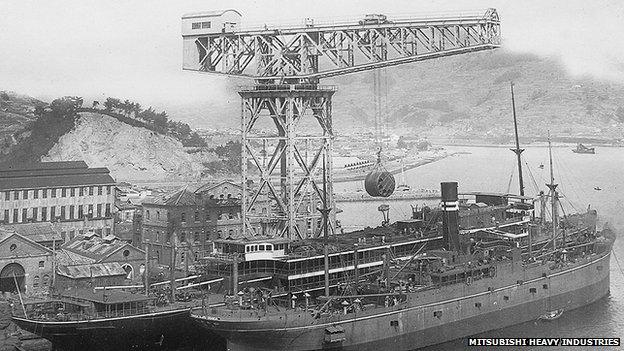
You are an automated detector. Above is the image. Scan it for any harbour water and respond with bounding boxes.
[335,145,624,350]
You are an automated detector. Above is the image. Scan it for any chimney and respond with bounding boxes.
[441,182,460,252]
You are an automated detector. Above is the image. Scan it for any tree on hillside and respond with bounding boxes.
[104,98,120,112]
[92,100,99,109]
[131,102,142,118]
[50,96,83,119]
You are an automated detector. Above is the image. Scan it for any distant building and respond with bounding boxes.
[0,228,54,296]
[140,180,269,267]
[55,262,128,290]
[0,161,116,240]
[114,200,142,244]
[59,232,145,283]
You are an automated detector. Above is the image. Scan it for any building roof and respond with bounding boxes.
[182,9,242,19]
[62,233,144,262]
[3,222,62,243]
[0,161,115,190]
[0,228,54,256]
[56,249,96,265]
[60,288,150,305]
[143,186,241,208]
[56,262,127,279]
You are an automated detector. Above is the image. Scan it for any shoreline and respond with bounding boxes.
[333,152,458,183]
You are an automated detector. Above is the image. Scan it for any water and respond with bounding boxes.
[336,145,624,350]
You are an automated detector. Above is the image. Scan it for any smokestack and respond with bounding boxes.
[441,182,460,251]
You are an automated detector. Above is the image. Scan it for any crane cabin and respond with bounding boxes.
[181,9,242,71]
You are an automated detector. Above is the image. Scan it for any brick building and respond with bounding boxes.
[0,161,116,241]
[140,182,266,267]
[0,228,54,297]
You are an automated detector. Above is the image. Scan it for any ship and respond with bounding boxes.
[189,84,616,351]
[572,143,596,154]
[191,180,614,351]
[11,288,207,351]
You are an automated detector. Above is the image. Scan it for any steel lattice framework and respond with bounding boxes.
[182,8,500,240]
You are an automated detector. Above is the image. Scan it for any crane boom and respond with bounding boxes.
[183,9,500,82]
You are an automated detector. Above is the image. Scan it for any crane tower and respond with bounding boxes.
[181,8,500,240]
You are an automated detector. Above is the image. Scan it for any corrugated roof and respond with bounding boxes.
[4,222,61,243]
[0,162,115,190]
[56,249,96,265]
[56,262,127,279]
[62,233,144,261]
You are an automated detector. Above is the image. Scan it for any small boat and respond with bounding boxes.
[594,186,602,191]
[572,143,595,154]
[539,309,564,321]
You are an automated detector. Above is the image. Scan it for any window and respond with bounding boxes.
[33,189,38,199]
[180,232,186,242]
[42,189,47,198]
[4,192,8,201]
[22,209,27,222]
[192,22,201,29]
[89,187,94,196]
[228,213,234,219]
[156,231,160,242]
[71,188,75,197]
[97,204,102,218]
[201,21,211,29]
[33,276,40,288]
[98,186,103,195]
[11,209,17,222]
[51,188,56,198]
[543,284,548,290]
[38,261,45,268]
[14,191,18,200]
[106,186,111,195]
[69,230,75,239]
[88,204,93,217]
[41,207,47,221]
[146,210,150,220]
[10,243,17,251]
[62,188,67,197]
[503,295,510,301]
[23,190,28,199]
[390,320,399,327]
[60,206,66,220]
[78,205,83,219]
[181,212,186,222]
[3,209,8,222]
[529,287,537,294]
[105,204,111,216]
[32,207,38,221]
[433,311,442,318]
[51,206,56,219]
[42,275,50,286]
[474,302,482,308]
[156,211,160,220]
[69,205,75,219]
[79,187,84,196]
[194,211,199,222]
[123,249,130,257]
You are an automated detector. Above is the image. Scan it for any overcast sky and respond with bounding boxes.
[1,0,623,108]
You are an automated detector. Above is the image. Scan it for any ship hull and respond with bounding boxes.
[13,308,211,351]
[194,252,611,351]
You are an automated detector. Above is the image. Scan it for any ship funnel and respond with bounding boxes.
[441,182,460,252]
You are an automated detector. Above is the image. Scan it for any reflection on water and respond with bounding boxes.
[336,145,624,348]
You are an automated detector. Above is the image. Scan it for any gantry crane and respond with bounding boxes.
[181,8,500,240]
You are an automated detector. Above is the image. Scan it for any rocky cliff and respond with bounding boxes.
[42,112,204,182]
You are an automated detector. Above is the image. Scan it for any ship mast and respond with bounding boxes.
[546,132,558,250]
[510,82,525,198]
[320,153,331,297]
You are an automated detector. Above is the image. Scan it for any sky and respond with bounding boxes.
[1,0,623,110]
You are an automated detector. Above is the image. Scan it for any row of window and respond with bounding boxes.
[147,227,240,243]
[3,186,112,201]
[32,274,51,288]
[191,21,211,29]
[2,204,112,223]
[144,209,255,222]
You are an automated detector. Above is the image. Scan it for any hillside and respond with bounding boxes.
[42,112,205,181]
[0,90,44,152]
[327,50,624,141]
[176,50,624,141]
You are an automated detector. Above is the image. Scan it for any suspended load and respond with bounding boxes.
[365,148,396,197]
[365,170,395,197]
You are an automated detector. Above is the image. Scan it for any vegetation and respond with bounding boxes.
[93,97,207,147]
[201,141,251,176]
[0,96,82,166]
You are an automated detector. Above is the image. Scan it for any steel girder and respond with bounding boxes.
[240,86,336,240]
[184,9,500,82]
